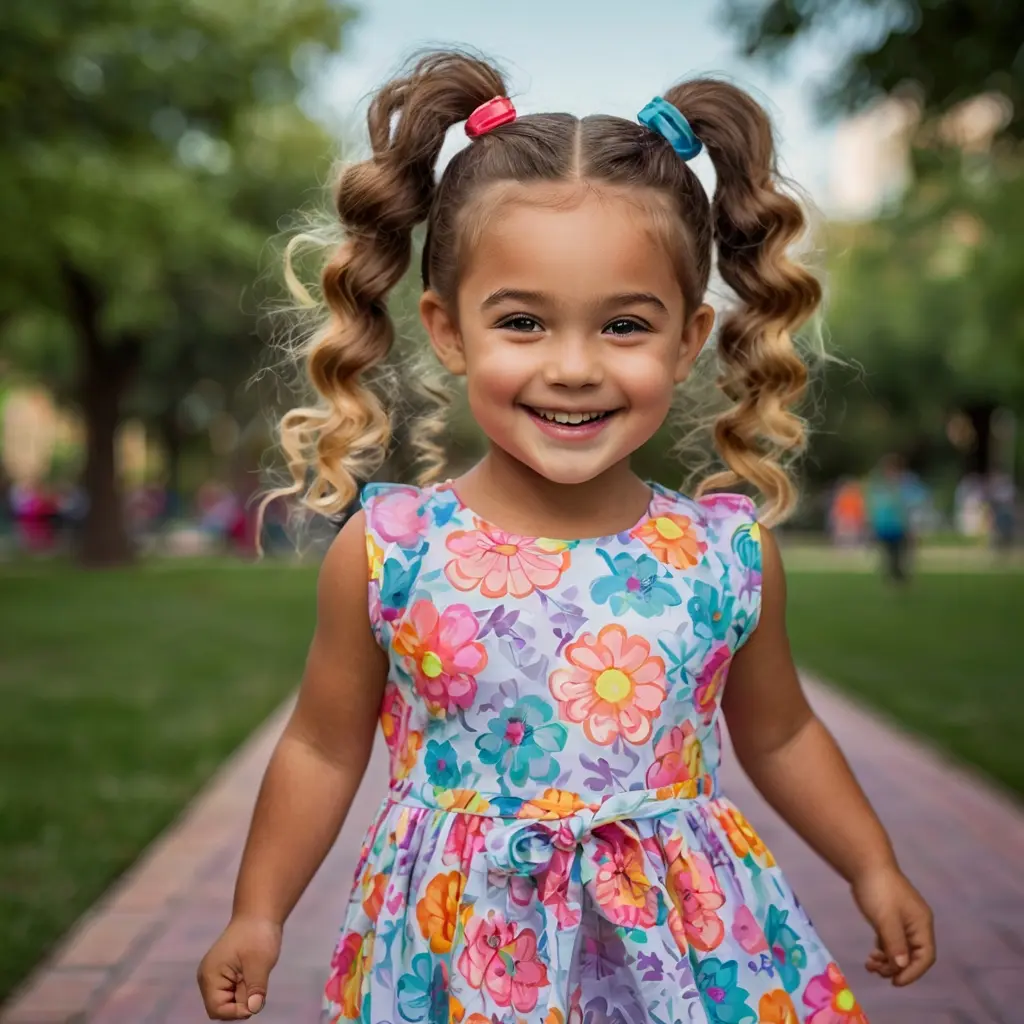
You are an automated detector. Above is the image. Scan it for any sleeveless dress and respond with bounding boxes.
[323,481,867,1024]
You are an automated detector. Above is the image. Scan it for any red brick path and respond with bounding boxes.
[3,680,1023,1024]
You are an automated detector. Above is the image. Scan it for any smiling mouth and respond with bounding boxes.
[524,407,620,426]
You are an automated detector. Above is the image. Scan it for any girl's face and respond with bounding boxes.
[421,185,714,488]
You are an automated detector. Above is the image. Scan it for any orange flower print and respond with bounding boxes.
[714,804,776,868]
[630,513,707,569]
[445,521,570,598]
[759,989,799,1023]
[415,870,466,953]
[516,789,591,821]
[392,600,488,716]
[665,847,725,952]
[549,624,667,745]
[645,720,704,789]
[802,963,868,1023]
[324,930,373,1020]
[591,828,661,929]
[380,683,422,780]
[360,869,386,924]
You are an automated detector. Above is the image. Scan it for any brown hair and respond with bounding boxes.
[273,49,821,525]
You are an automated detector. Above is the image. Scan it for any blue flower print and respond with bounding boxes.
[590,550,682,618]
[380,556,421,616]
[688,579,735,643]
[764,904,807,993]
[694,958,756,1024]
[424,739,462,788]
[475,695,567,786]
[396,953,447,1023]
[731,521,762,574]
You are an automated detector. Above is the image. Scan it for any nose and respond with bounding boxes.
[541,332,604,389]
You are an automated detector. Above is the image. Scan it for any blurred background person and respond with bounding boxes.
[867,454,914,583]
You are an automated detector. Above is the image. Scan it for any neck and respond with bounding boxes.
[456,446,652,540]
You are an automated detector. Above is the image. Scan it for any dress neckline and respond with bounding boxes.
[433,479,665,545]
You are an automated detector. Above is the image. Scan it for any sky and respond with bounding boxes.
[317,0,847,211]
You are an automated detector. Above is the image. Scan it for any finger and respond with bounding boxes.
[894,914,936,986]
[874,911,910,973]
[199,964,247,1020]
[239,950,272,1015]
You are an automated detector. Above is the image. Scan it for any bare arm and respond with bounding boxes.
[723,526,895,883]
[724,525,934,985]
[231,511,387,926]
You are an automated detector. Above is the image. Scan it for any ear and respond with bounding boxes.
[419,290,466,376]
[674,302,715,384]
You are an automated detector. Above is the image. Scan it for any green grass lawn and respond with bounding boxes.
[0,560,318,1002]
[785,569,1024,797]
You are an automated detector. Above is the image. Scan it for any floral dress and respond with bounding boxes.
[323,481,867,1024]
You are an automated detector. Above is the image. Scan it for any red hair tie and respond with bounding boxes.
[465,96,516,138]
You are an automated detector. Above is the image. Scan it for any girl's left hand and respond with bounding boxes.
[852,864,935,985]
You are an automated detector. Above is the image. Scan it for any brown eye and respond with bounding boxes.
[604,318,649,337]
[498,315,543,333]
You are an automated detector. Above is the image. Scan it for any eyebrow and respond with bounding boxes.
[480,289,669,314]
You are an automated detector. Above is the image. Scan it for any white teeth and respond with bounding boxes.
[533,409,608,425]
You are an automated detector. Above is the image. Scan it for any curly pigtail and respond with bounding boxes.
[663,82,822,524]
[272,52,507,520]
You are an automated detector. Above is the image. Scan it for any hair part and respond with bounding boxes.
[271,49,821,529]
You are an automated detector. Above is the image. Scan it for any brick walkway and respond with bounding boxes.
[4,679,1024,1024]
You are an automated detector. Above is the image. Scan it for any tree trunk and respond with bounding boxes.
[62,263,140,567]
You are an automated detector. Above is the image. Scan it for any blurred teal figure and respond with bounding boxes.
[867,454,913,583]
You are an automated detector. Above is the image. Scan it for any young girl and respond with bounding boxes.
[198,51,935,1024]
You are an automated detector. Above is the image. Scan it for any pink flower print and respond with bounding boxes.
[698,492,756,522]
[694,644,731,724]
[445,522,570,599]
[549,624,667,746]
[802,963,868,1023]
[371,486,429,548]
[535,835,582,928]
[731,904,769,955]
[645,720,704,789]
[590,828,661,929]
[379,683,421,780]
[442,813,493,876]
[392,600,487,716]
[665,848,725,952]
[457,912,549,1013]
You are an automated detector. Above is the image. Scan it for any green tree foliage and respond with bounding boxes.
[724,0,1023,138]
[0,0,354,564]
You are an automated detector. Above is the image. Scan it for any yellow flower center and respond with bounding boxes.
[421,651,443,678]
[653,516,683,540]
[494,543,519,556]
[595,668,633,703]
[835,989,856,1012]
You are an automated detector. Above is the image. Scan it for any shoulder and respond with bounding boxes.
[652,485,759,547]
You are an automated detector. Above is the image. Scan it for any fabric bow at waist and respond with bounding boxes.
[396,782,717,1022]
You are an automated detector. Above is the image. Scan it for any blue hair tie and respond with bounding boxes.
[637,97,703,161]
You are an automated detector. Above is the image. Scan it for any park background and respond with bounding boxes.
[1,0,1022,1018]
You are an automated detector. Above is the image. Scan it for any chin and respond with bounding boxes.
[519,450,627,486]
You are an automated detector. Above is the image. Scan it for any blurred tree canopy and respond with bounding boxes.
[0,0,354,564]
[725,0,1024,498]
[724,0,1023,138]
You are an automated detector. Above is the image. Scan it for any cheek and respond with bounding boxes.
[464,342,529,408]
[617,352,678,411]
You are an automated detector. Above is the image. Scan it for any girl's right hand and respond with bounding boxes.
[197,915,282,1020]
